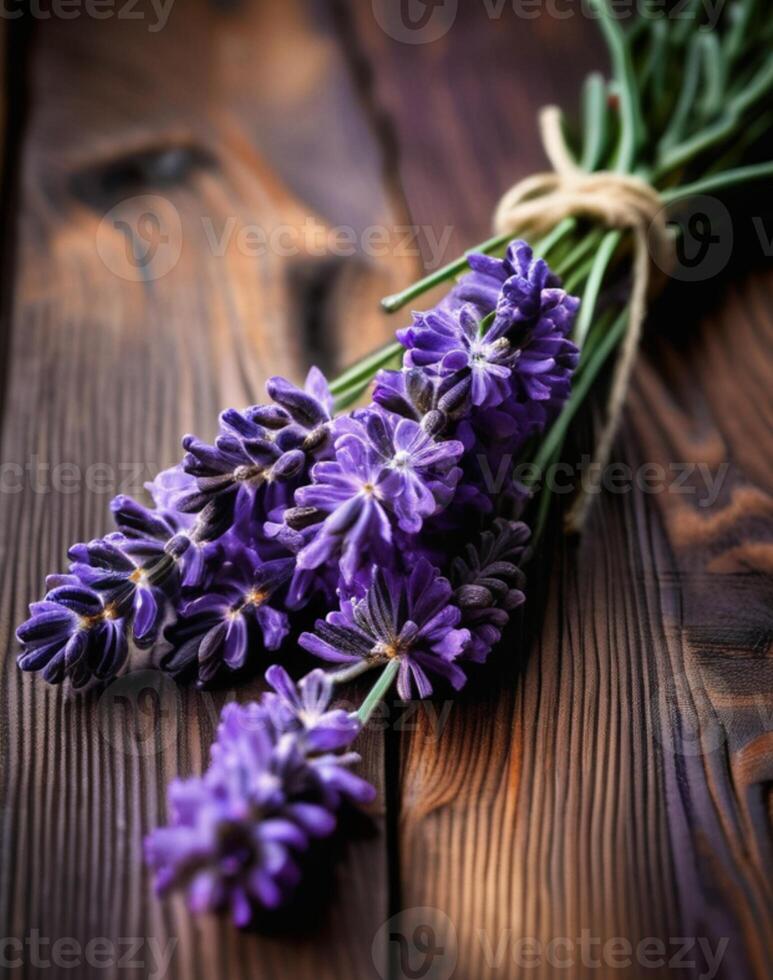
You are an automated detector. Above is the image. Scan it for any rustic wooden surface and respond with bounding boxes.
[0,3,771,979]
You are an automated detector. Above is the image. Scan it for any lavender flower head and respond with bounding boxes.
[177,368,335,539]
[16,575,127,688]
[162,548,293,685]
[300,557,470,699]
[398,240,579,432]
[291,409,464,583]
[145,671,374,923]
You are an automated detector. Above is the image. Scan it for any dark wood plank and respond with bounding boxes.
[346,6,773,978]
[0,3,418,977]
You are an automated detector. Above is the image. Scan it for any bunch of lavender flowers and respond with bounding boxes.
[17,237,576,921]
[18,0,773,927]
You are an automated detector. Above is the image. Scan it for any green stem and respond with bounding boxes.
[659,33,703,153]
[530,309,627,477]
[329,340,403,395]
[356,660,400,726]
[580,72,609,172]
[531,444,563,547]
[588,0,643,172]
[380,231,513,314]
[655,58,773,176]
[573,230,621,347]
[553,229,602,282]
[661,160,773,203]
[534,217,577,258]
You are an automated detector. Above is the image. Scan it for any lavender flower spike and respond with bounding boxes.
[16,575,127,687]
[398,304,519,410]
[145,677,374,924]
[451,519,530,663]
[300,557,470,700]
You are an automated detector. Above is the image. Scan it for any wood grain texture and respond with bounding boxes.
[345,5,773,979]
[1,3,771,980]
[0,3,416,977]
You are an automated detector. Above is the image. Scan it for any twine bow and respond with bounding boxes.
[494,106,674,533]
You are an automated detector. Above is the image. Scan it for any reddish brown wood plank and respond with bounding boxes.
[346,6,773,979]
[0,3,418,977]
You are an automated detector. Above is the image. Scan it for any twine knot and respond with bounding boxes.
[494,106,674,533]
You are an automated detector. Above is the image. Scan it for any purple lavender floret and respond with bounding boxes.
[344,411,464,533]
[264,665,360,751]
[262,519,339,611]
[16,575,127,687]
[162,550,293,685]
[68,533,177,647]
[145,678,374,924]
[451,519,529,663]
[398,305,519,410]
[371,366,437,422]
[299,557,469,699]
[177,368,335,539]
[110,493,211,590]
[291,434,398,585]
[290,409,464,581]
[372,366,473,428]
[145,464,198,515]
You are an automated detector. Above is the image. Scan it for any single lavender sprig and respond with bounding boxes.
[144,667,374,925]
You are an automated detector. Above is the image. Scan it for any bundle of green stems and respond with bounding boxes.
[330,0,773,538]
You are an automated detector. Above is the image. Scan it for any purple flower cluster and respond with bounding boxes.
[376,241,579,513]
[16,238,578,922]
[16,369,339,689]
[145,667,374,923]
[17,242,575,693]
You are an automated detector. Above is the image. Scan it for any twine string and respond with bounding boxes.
[493,106,674,533]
